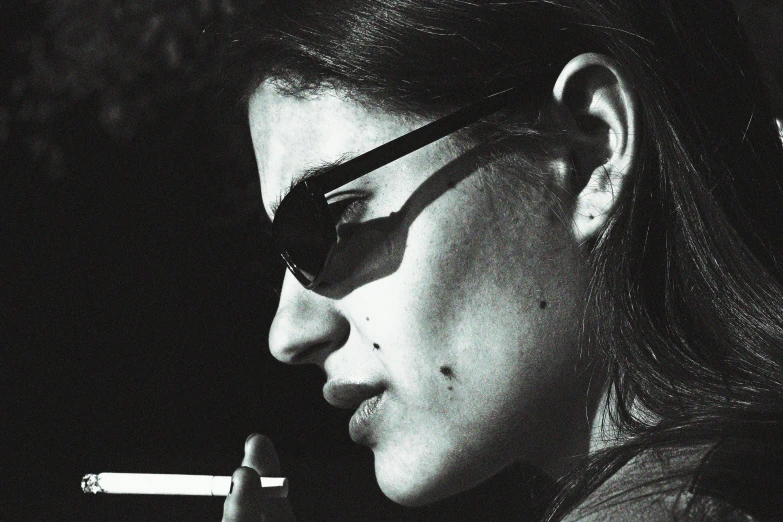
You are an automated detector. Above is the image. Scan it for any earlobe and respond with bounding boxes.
[551,53,637,242]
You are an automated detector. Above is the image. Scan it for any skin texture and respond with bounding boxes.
[248,83,595,507]
[226,53,638,519]
[223,434,296,522]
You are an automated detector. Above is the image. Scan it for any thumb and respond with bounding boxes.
[222,467,264,522]
[242,434,281,477]
[236,433,297,521]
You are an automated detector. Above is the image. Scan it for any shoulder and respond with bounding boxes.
[561,445,704,522]
[561,438,783,522]
[689,435,783,522]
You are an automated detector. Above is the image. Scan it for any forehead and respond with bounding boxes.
[247,82,419,218]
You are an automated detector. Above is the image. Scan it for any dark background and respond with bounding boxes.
[3,1,781,520]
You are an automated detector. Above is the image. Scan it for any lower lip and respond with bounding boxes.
[349,393,384,444]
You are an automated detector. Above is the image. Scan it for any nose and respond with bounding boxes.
[268,270,350,366]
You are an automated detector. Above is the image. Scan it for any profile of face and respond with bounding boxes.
[248,55,636,506]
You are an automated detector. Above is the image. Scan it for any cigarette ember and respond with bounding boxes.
[81,473,288,497]
[81,474,102,494]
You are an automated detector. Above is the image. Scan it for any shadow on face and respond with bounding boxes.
[315,138,524,298]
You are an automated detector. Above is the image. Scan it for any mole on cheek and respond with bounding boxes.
[440,365,455,392]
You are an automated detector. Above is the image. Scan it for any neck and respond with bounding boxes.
[588,386,622,453]
[588,386,661,454]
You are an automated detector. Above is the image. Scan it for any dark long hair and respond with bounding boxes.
[221,0,783,517]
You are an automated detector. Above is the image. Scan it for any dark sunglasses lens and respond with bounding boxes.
[272,182,336,285]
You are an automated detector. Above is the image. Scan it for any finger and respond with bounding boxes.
[242,433,281,476]
[222,467,264,522]
[241,434,297,521]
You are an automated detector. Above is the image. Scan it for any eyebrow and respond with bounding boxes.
[269,155,353,217]
[268,86,522,220]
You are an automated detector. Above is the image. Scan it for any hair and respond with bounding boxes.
[220,0,783,518]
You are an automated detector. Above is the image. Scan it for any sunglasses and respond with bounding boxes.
[271,87,522,289]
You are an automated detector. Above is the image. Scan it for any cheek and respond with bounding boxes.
[361,186,589,503]
[400,186,540,346]
[386,181,585,410]
[372,190,530,390]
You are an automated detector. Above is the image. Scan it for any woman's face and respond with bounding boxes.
[249,82,594,506]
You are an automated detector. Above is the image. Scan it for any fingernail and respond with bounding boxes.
[245,433,257,451]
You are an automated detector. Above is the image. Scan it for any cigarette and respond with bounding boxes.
[81,473,288,497]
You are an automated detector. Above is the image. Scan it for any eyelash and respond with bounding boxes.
[328,196,367,225]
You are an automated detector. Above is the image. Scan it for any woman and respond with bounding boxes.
[218,0,783,520]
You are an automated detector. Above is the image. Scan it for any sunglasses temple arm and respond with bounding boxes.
[315,87,521,193]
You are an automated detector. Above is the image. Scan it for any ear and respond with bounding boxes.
[551,53,637,242]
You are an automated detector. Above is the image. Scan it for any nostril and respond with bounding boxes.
[290,341,332,365]
[289,326,350,365]
[268,299,351,366]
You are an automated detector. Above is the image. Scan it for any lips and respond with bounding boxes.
[348,393,384,443]
[323,380,385,443]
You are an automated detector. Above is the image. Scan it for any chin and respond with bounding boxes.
[373,453,474,508]
[377,478,441,507]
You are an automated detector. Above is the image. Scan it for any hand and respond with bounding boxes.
[222,434,296,522]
